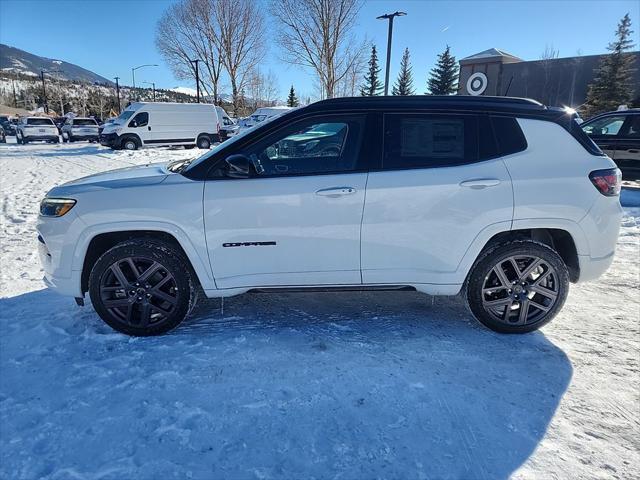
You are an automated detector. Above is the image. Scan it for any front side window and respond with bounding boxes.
[383,114,477,169]
[621,115,640,138]
[582,115,626,136]
[128,112,148,128]
[227,116,364,177]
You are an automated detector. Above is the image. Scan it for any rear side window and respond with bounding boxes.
[491,116,527,156]
[27,118,54,126]
[383,114,478,169]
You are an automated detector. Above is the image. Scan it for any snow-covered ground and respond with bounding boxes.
[0,140,638,480]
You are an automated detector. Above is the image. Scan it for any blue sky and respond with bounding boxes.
[0,0,638,101]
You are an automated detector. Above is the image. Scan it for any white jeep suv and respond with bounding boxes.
[17,117,59,144]
[37,96,622,336]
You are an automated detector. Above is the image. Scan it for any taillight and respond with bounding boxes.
[589,168,621,196]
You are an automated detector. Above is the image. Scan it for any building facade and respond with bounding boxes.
[458,48,640,109]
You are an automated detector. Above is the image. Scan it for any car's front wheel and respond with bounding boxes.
[466,240,569,333]
[88,239,198,336]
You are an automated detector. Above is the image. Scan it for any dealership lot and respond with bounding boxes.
[0,141,638,479]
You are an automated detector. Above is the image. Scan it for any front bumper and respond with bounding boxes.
[100,132,120,148]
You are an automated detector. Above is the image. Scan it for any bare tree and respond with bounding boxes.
[271,0,365,98]
[156,0,224,103]
[213,0,267,115]
[246,69,280,110]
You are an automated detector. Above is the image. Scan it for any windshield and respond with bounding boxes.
[115,110,135,124]
[251,114,268,123]
[27,118,54,126]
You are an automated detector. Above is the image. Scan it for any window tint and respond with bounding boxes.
[129,112,148,128]
[491,116,527,156]
[622,116,640,138]
[582,115,626,136]
[238,116,364,177]
[27,118,54,126]
[383,114,477,169]
[74,119,97,126]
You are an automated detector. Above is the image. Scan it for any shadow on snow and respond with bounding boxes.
[0,288,571,479]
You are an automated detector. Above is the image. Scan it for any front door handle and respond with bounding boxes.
[459,179,501,189]
[316,187,357,197]
[148,126,151,131]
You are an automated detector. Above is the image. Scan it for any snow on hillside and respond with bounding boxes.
[171,86,198,96]
[0,140,638,479]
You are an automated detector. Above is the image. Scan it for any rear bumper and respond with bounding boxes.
[70,134,99,141]
[24,135,58,141]
[577,252,616,282]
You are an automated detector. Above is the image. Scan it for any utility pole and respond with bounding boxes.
[114,76,121,114]
[377,11,406,95]
[190,59,201,103]
[40,70,48,113]
[12,74,17,108]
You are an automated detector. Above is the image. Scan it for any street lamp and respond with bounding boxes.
[377,11,406,95]
[114,77,121,114]
[142,81,156,102]
[131,64,158,100]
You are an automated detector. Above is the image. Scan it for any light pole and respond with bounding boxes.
[114,76,121,114]
[131,64,158,100]
[142,81,156,102]
[189,59,201,103]
[377,11,406,95]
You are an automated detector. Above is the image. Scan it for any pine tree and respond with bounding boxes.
[584,13,636,117]
[360,45,383,96]
[287,85,299,107]
[426,45,459,95]
[392,48,415,96]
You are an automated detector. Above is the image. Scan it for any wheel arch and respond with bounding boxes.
[79,228,215,295]
[120,133,141,149]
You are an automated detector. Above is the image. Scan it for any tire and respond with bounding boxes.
[122,137,139,150]
[465,240,569,334]
[196,135,211,149]
[88,239,198,336]
[68,134,74,142]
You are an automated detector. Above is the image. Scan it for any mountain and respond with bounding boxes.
[0,44,113,85]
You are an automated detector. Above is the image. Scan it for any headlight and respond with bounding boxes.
[40,198,76,217]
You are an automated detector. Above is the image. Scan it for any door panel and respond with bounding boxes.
[361,159,513,285]
[204,174,367,288]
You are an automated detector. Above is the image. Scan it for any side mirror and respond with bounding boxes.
[225,154,250,178]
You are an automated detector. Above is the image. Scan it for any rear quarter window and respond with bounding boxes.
[491,116,527,156]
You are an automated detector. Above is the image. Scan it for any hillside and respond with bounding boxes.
[0,44,113,85]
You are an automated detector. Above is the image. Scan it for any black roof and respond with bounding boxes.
[301,95,564,118]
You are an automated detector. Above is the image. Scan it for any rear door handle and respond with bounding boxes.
[459,179,501,189]
[316,187,357,197]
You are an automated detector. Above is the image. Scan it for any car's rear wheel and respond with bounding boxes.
[466,240,569,333]
[88,239,197,336]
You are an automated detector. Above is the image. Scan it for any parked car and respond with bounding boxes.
[0,125,5,143]
[0,115,16,135]
[16,117,59,144]
[216,106,238,141]
[61,117,100,143]
[100,102,221,150]
[581,109,640,180]
[238,106,294,131]
[38,96,622,336]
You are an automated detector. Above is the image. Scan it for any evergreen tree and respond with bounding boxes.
[360,45,383,96]
[584,13,636,117]
[426,45,459,95]
[392,48,415,96]
[287,85,299,107]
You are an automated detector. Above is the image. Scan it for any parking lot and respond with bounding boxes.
[0,140,639,479]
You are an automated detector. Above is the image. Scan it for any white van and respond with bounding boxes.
[100,102,220,150]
